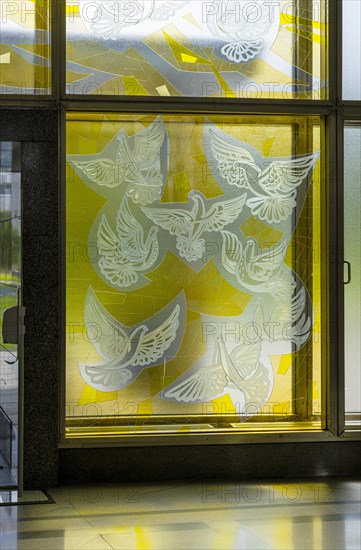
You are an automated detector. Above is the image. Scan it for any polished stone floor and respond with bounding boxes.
[0,479,360,549]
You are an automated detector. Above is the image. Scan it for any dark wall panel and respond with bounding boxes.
[0,108,59,488]
[59,442,361,485]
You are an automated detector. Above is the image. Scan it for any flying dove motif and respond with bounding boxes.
[142,191,247,262]
[79,287,185,392]
[159,338,270,409]
[208,127,319,223]
[220,230,295,300]
[253,287,312,349]
[69,117,166,205]
[97,198,159,288]
[206,0,279,63]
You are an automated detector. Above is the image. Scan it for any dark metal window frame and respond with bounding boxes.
[1,0,359,445]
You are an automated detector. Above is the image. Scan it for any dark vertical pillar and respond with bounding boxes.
[0,108,59,488]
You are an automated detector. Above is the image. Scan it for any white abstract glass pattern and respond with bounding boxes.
[79,288,186,392]
[66,1,327,98]
[66,114,322,430]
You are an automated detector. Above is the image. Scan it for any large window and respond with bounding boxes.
[1,1,360,443]
[65,112,324,437]
[65,0,328,98]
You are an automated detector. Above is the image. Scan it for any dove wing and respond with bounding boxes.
[245,238,287,281]
[142,205,194,236]
[97,213,139,286]
[221,230,243,274]
[132,304,180,367]
[119,134,165,206]
[97,200,157,287]
[202,194,247,232]
[131,118,166,169]
[90,6,124,40]
[162,364,228,403]
[79,362,135,392]
[230,342,262,379]
[84,286,128,361]
[209,129,257,188]
[270,287,312,347]
[115,198,144,249]
[209,129,256,167]
[259,152,319,194]
[240,1,274,40]
[238,364,270,408]
[97,214,120,259]
[71,158,124,188]
[272,287,307,325]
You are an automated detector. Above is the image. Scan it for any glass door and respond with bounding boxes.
[0,142,23,491]
[344,125,361,426]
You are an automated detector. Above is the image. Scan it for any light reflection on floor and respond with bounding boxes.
[0,479,360,549]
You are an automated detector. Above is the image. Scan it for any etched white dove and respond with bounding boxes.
[159,338,270,409]
[142,191,247,262]
[220,229,295,300]
[97,198,159,288]
[79,286,185,392]
[208,127,319,223]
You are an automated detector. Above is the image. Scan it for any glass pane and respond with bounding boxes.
[0,0,51,94]
[344,125,361,417]
[0,142,21,487]
[66,1,328,99]
[343,0,361,100]
[65,113,323,438]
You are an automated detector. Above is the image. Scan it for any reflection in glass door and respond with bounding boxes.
[0,142,22,490]
[344,126,361,424]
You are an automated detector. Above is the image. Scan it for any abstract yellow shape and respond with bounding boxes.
[78,385,118,405]
[269,355,282,370]
[0,52,11,64]
[273,401,291,417]
[122,76,148,96]
[181,52,198,63]
[211,66,236,98]
[212,394,237,417]
[163,31,211,65]
[193,153,207,164]
[173,171,191,202]
[187,309,200,323]
[137,399,153,416]
[277,354,293,375]
[65,3,80,16]
[313,381,319,399]
[78,385,97,406]
[262,137,275,157]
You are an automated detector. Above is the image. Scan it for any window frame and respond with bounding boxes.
[2,0,358,445]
